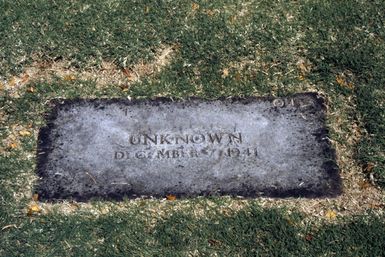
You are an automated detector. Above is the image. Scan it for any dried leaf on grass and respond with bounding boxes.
[192,3,199,11]
[325,210,337,220]
[121,68,136,81]
[297,59,311,75]
[19,130,31,136]
[205,9,216,16]
[7,141,18,149]
[119,84,129,91]
[363,163,375,173]
[63,74,76,81]
[221,68,229,78]
[27,203,41,216]
[166,194,176,201]
[336,75,354,89]
[21,74,30,83]
[26,87,34,93]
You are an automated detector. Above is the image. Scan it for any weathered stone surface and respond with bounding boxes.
[36,93,341,201]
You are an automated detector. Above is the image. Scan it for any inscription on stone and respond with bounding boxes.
[36,93,341,200]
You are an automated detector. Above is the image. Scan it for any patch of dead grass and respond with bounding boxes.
[0,45,176,97]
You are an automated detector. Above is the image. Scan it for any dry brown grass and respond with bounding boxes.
[1,45,175,97]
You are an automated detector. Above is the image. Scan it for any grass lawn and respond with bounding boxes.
[1,0,384,256]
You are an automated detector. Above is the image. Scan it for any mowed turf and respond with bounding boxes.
[0,0,384,256]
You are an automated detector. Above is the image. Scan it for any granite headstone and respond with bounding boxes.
[36,93,341,200]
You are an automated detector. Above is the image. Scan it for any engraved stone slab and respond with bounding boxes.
[36,93,341,201]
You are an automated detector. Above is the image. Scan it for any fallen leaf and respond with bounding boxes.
[192,3,199,11]
[63,74,76,81]
[122,68,135,81]
[363,163,375,173]
[336,75,345,85]
[298,63,308,74]
[166,194,176,201]
[119,84,129,92]
[7,142,18,149]
[221,68,229,78]
[21,74,30,83]
[297,59,311,75]
[325,210,337,220]
[27,203,41,216]
[19,130,31,137]
[206,10,215,16]
[336,75,354,89]
[27,87,34,93]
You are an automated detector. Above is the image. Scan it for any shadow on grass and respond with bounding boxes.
[2,204,385,256]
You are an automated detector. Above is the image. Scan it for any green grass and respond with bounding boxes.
[0,0,384,256]
[301,0,385,186]
[1,202,385,256]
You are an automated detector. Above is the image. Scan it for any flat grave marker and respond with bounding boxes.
[36,93,341,200]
